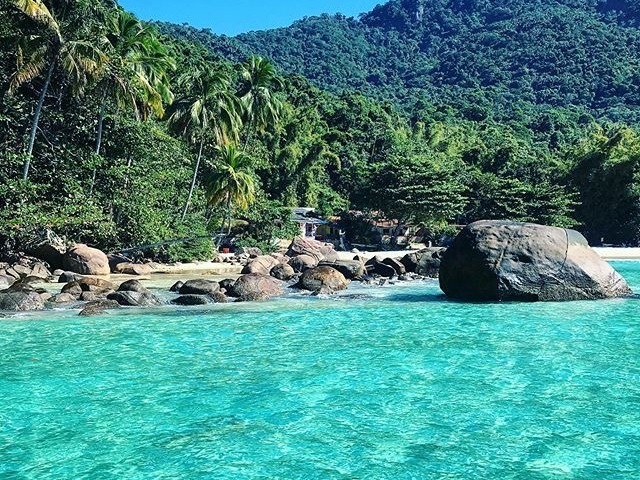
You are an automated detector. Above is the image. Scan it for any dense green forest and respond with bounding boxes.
[2,0,640,263]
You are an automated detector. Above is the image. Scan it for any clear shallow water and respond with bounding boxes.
[1,263,639,479]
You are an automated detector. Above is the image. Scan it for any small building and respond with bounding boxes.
[291,208,329,238]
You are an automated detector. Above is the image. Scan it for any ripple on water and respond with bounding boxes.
[0,268,639,479]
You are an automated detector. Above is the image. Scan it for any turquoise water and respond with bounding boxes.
[1,262,639,479]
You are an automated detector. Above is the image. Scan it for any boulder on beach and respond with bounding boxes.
[58,271,84,283]
[114,263,153,276]
[229,274,284,301]
[24,228,66,270]
[179,279,220,296]
[382,257,406,276]
[439,220,633,302]
[63,244,110,276]
[286,236,336,262]
[297,266,349,293]
[118,279,148,293]
[0,290,45,311]
[242,255,280,276]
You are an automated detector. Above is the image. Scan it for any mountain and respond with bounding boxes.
[160,0,640,122]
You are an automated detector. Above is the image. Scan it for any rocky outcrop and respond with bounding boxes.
[171,292,228,306]
[270,263,296,281]
[179,279,220,296]
[242,255,280,276]
[297,266,349,293]
[229,274,284,301]
[63,244,110,276]
[439,220,632,301]
[382,257,406,276]
[0,290,45,311]
[399,248,445,278]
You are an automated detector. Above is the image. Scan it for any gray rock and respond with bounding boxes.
[270,263,296,281]
[171,295,213,306]
[179,279,220,296]
[58,271,84,283]
[118,279,149,293]
[218,279,236,291]
[230,274,284,301]
[169,281,184,293]
[107,291,164,307]
[79,300,121,317]
[114,263,153,276]
[288,254,318,273]
[0,291,45,311]
[365,257,397,278]
[318,260,365,280]
[297,266,349,293]
[50,293,78,304]
[439,220,632,301]
[242,255,280,275]
[382,257,406,275]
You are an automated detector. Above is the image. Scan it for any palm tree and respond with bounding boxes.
[238,56,284,150]
[89,9,175,194]
[204,144,257,234]
[167,66,242,220]
[8,0,107,180]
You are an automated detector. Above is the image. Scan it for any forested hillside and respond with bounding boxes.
[162,0,640,123]
[2,0,640,263]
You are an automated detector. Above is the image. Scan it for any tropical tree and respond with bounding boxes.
[204,144,257,234]
[89,9,175,194]
[167,65,241,220]
[8,0,107,180]
[238,56,284,149]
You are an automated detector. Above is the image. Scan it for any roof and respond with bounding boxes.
[291,207,329,225]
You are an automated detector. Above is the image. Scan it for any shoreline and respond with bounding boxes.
[592,247,640,260]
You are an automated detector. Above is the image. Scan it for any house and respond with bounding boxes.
[291,208,329,238]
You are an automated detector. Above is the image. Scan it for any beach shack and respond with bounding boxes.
[291,208,329,239]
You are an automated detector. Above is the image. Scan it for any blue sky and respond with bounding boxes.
[118,1,383,36]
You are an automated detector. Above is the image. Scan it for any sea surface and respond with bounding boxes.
[1,262,639,479]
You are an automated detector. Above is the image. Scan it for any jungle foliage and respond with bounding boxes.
[2,0,640,262]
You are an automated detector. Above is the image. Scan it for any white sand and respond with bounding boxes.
[593,248,640,260]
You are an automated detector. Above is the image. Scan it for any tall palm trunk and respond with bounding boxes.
[226,195,233,235]
[22,59,56,180]
[181,137,205,221]
[89,92,108,195]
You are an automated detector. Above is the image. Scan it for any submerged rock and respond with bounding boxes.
[171,292,228,306]
[439,220,632,301]
[107,291,163,307]
[79,300,121,317]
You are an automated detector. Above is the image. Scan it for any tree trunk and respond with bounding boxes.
[226,195,233,235]
[181,137,205,221]
[22,59,56,180]
[89,96,107,196]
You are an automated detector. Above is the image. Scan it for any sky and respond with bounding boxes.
[118,1,383,36]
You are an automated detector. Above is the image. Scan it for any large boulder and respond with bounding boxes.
[242,255,280,275]
[0,290,45,311]
[439,220,632,302]
[229,274,284,301]
[179,279,220,296]
[382,257,406,276]
[365,257,397,278]
[286,236,336,262]
[297,266,349,293]
[63,244,110,276]
[319,259,365,280]
[118,279,149,293]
